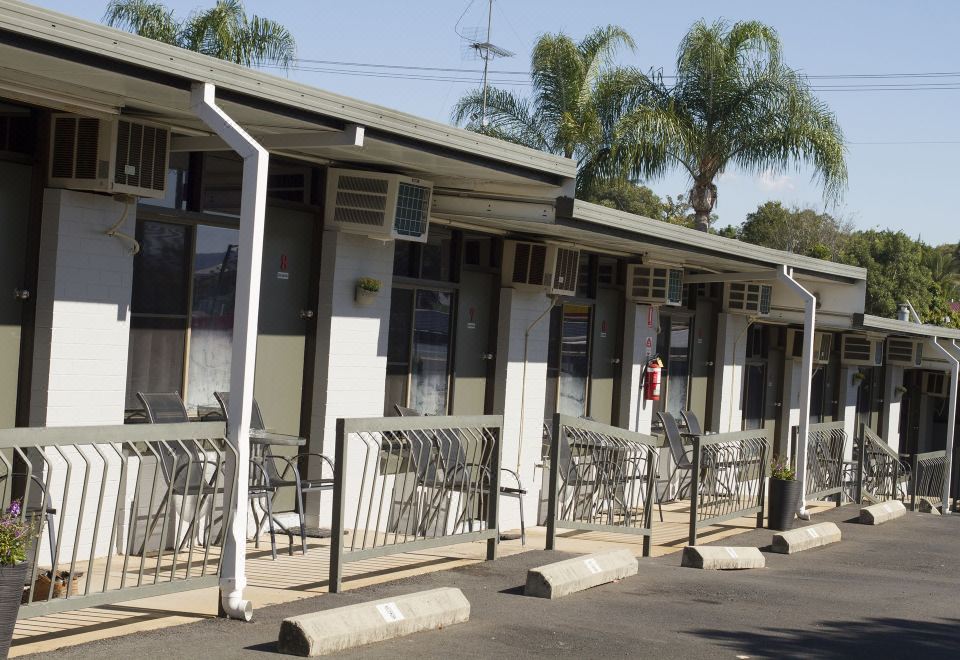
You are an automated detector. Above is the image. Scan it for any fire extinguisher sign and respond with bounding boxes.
[645,336,653,357]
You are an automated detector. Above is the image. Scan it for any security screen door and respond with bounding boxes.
[0,160,31,427]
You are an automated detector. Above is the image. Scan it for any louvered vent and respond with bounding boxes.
[726,282,772,315]
[887,338,922,367]
[841,335,883,367]
[503,241,579,295]
[551,247,579,293]
[325,169,432,242]
[786,330,834,364]
[113,120,169,193]
[626,264,683,305]
[333,175,389,226]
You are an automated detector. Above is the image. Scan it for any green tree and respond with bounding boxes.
[612,20,847,231]
[839,231,955,325]
[738,201,851,259]
[104,0,296,68]
[451,26,640,196]
[586,180,710,229]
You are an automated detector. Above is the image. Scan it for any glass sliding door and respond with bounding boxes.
[557,304,592,417]
[662,316,691,417]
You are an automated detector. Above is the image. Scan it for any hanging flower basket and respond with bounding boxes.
[355,277,381,306]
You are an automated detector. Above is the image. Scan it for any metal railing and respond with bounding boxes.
[910,450,947,511]
[792,421,847,504]
[545,415,660,556]
[0,422,234,619]
[855,426,907,504]
[329,415,502,593]
[688,429,770,546]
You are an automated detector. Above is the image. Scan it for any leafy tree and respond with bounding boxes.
[738,201,851,259]
[611,20,847,231]
[104,0,295,68]
[451,26,640,197]
[587,180,712,229]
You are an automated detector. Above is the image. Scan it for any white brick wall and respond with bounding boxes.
[620,304,658,434]
[29,189,136,562]
[305,231,394,526]
[882,365,904,452]
[711,313,749,432]
[839,367,859,461]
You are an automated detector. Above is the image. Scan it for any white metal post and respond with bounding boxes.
[190,82,269,620]
[777,266,816,518]
[931,339,958,514]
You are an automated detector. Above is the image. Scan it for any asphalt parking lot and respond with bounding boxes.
[32,505,960,659]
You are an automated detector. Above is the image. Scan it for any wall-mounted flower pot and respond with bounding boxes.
[767,478,802,531]
[355,286,378,306]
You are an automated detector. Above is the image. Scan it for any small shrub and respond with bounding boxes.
[356,277,381,293]
[0,501,37,566]
[770,457,796,481]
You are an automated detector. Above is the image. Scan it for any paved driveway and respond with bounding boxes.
[31,505,960,659]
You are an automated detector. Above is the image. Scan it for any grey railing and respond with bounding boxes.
[855,426,907,504]
[688,429,770,546]
[910,450,947,511]
[0,422,234,619]
[792,421,847,504]
[329,415,502,593]
[545,415,660,556]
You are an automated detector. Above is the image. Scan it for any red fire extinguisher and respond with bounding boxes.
[644,357,663,401]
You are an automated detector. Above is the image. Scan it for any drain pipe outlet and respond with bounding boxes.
[777,266,816,520]
[192,81,268,622]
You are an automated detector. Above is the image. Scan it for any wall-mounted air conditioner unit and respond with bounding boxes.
[886,337,923,368]
[502,240,579,296]
[922,371,950,398]
[724,282,772,316]
[786,329,834,365]
[48,114,170,199]
[625,263,683,306]
[840,334,884,367]
[325,168,432,242]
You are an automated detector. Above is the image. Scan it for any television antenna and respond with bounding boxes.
[458,0,514,126]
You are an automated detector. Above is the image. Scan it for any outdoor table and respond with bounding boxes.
[249,428,306,447]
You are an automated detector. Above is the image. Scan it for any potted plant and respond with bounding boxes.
[0,501,34,657]
[355,277,381,306]
[767,458,801,531]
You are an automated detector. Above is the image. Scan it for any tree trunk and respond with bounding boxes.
[689,179,717,232]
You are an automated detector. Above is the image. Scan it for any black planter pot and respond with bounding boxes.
[0,562,27,658]
[768,478,802,531]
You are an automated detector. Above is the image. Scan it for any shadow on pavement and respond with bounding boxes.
[693,616,960,659]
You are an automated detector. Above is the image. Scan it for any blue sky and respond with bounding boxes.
[31,1,960,244]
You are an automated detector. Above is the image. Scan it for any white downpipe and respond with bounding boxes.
[777,266,816,519]
[191,82,269,621]
[930,339,958,514]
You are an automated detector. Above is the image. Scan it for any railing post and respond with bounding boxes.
[758,436,770,528]
[486,424,502,561]
[546,413,561,551]
[855,424,865,504]
[329,418,347,594]
[642,446,657,557]
[688,435,701,546]
[910,453,919,511]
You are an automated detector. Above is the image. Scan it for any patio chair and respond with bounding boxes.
[135,392,223,555]
[656,412,696,506]
[214,392,334,558]
[680,410,705,436]
[394,406,526,545]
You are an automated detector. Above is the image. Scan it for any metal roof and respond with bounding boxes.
[854,314,960,340]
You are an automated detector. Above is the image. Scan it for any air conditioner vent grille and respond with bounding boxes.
[75,118,101,180]
[51,116,77,179]
[626,264,683,305]
[114,120,169,192]
[553,247,579,291]
[512,242,531,284]
[527,244,547,286]
[394,181,430,238]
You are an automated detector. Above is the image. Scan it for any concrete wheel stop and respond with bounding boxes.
[524,549,638,599]
[860,500,906,525]
[770,522,841,554]
[681,546,765,570]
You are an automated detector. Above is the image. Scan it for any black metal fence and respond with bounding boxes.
[0,422,234,618]
[855,425,907,504]
[545,414,660,556]
[688,429,770,546]
[329,415,502,593]
[910,450,947,511]
[793,421,847,504]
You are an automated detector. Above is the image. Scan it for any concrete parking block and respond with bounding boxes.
[681,546,765,570]
[860,500,907,525]
[277,587,470,657]
[771,522,841,554]
[525,549,638,599]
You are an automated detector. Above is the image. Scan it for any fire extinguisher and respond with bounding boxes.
[644,356,663,401]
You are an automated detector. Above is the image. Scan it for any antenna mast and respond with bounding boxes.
[466,0,514,127]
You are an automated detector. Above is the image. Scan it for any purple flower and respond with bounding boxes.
[7,500,21,517]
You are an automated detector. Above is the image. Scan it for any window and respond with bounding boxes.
[557,304,592,416]
[0,103,34,156]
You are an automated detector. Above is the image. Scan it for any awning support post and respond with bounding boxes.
[190,82,269,620]
[777,265,816,518]
[929,339,958,514]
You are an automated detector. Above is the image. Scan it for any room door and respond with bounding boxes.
[0,161,32,428]
[452,270,496,414]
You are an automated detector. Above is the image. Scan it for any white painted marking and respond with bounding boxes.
[724,548,738,559]
[882,503,892,513]
[583,558,602,574]
[376,602,405,623]
[807,528,819,538]
[276,271,289,280]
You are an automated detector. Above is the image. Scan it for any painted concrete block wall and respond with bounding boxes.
[881,365,903,451]
[711,313,749,432]
[30,188,135,561]
[306,231,395,526]
[839,367,859,461]
[492,287,552,531]
[619,304,658,434]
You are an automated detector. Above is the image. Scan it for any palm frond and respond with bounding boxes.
[103,0,180,44]
[451,87,550,152]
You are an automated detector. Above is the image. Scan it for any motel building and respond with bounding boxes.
[0,0,956,627]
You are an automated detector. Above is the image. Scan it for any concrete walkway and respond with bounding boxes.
[25,505,960,659]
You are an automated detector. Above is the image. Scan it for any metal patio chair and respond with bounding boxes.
[656,412,698,506]
[394,406,526,545]
[680,410,705,436]
[135,392,224,555]
[214,392,335,558]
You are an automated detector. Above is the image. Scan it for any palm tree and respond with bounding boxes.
[613,20,847,231]
[451,25,638,197]
[104,0,295,68]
